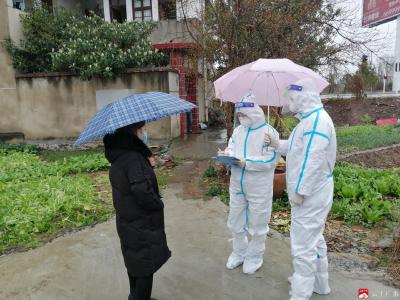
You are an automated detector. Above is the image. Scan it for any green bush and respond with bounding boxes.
[5,7,167,79]
[4,8,76,73]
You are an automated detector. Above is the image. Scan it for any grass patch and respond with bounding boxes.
[0,143,40,154]
[206,181,229,205]
[203,165,229,204]
[272,197,290,212]
[337,125,400,153]
[0,151,109,183]
[0,147,170,254]
[40,149,104,162]
[0,174,113,253]
[203,165,217,178]
[0,148,112,253]
[173,155,185,164]
[265,119,400,153]
[155,169,168,190]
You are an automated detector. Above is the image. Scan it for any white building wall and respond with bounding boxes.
[103,0,111,21]
[126,0,133,21]
[152,0,159,21]
[7,4,25,47]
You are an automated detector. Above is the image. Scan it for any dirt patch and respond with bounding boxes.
[340,145,400,168]
[270,210,393,255]
[325,220,394,255]
[324,97,400,126]
[168,160,209,200]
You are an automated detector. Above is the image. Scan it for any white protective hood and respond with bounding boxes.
[236,93,266,129]
[287,78,323,115]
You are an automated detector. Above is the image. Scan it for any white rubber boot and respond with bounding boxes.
[226,252,245,270]
[243,256,263,274]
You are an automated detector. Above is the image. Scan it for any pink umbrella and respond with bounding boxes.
[214,58,329,107]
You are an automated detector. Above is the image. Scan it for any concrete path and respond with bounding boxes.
[1,130,399,300]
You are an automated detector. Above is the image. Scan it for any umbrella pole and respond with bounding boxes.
[267,105,270,124]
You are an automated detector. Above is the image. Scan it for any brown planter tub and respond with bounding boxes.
[273,168,286,199]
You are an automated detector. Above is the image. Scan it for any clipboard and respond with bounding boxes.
[212,155,240,167]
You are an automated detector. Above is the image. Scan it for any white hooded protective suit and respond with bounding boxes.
[225,95,279,274]
[278,79,337,300]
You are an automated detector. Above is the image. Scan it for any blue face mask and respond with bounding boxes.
[143,131,148,144]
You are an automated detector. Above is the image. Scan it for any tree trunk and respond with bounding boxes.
[224,102,235,139]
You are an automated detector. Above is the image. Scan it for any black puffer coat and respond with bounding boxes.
[104,133,171,277]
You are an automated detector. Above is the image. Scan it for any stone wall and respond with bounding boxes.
[0,69,181,140]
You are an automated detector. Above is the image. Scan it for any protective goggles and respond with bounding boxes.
[287,84,303,91]
[235,102,255,108]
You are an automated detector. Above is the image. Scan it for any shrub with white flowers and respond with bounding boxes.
[5,8,167,80]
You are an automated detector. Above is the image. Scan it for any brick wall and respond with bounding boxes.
[168,49,199,135]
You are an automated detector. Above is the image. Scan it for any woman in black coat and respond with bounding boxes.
[103,121,171,300]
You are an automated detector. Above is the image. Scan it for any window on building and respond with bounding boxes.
[84,0,104,19]
[159,0,176,20]
[12,0,26,10]
[134,0,153,22]
[14,0,52,11]
[110,0,127,23]
[41,0,52,8]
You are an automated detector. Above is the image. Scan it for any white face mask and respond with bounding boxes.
[239,116,252,128]
[288,92,300,114]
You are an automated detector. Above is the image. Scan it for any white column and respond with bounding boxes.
[103,0,111,22]
[152,0,159,21]
[393,16,400,93]
[126,0,133,21]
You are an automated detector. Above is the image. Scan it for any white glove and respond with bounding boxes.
[264,132,280,149]
[290,193,305,205]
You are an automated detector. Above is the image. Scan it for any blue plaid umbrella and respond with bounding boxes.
[74,92,197,146]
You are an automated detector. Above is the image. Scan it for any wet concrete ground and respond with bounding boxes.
[1,129,399,300]
[169,128,227,160]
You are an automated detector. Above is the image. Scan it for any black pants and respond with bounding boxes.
[128,272,154,300]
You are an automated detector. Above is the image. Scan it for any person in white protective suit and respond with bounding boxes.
[264,78,337,300]
[222,94,279,274]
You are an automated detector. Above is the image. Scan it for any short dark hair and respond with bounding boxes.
[115,121,145,137]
